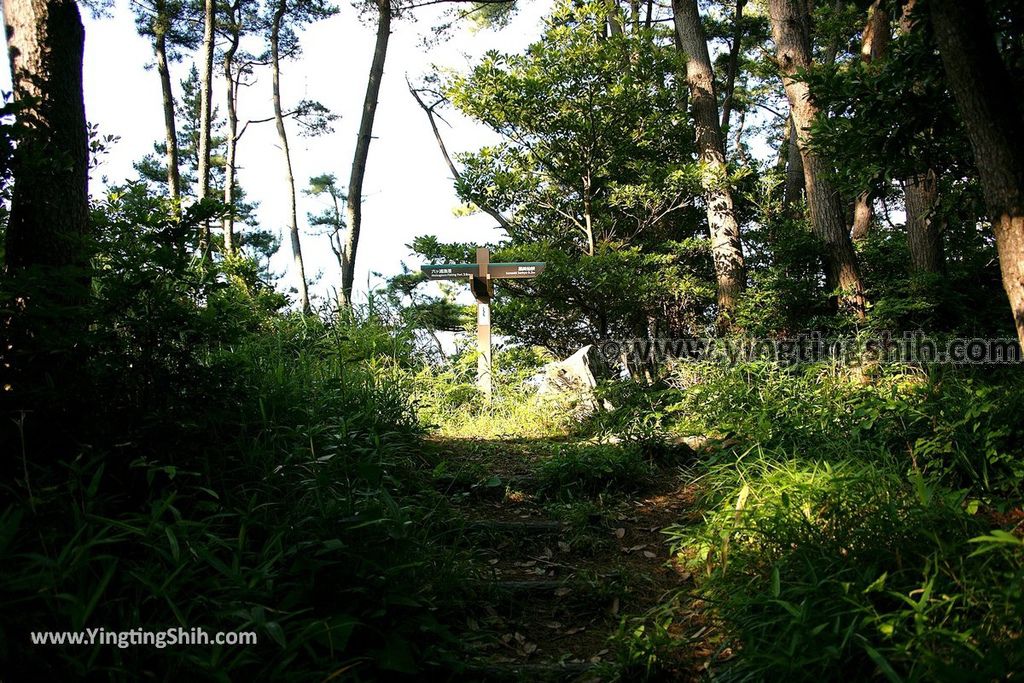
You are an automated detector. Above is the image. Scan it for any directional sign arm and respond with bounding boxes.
[421,264,477,280]
[489,263,546,279]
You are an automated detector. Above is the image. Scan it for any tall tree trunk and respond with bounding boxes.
[154,0,181,201]
[893,0,944,273]
[850,0,889,241]
[222,0,241,254]
[783,114,805,209]
[3,0,89,275]
[768,0,867,318]
[2,0,90,405]
[719,0,745,132]
[673,0,746,330]
[904,171,944,274]
[272,2,311,314]
[196,0,215,252]
[342,0,391,309]
[930,0,1024,344]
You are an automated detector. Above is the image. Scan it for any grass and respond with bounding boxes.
[631,362,1024,681]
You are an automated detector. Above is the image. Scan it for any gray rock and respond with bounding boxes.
[535,345,608,414]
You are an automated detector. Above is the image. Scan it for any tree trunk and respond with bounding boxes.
[783,114,805,209]
[3,0,89,275]
[849,0,890,241]
[930,0,1024,344]
[196,0,215,252]
[272,2,311,314]
[719,0,745,132]
[2,0,90,407]
[768,0,866,318]
[861,0,890,61]
[903,171,944,274]
[673,0,746,330]
[850,192,872,240]
[154,0,181,201]
[342,0,391,309]
[222,0,241,254]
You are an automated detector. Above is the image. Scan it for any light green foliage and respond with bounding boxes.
[652,363,1024,681]
[413,344,577,438]
[414,1,718,347]
[536,442,651,499]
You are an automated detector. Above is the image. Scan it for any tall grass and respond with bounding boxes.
[1,315,466,681]
[643,362,1024,680]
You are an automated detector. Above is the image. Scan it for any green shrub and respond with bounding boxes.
[536,443,651,498]
[666,454,1023,681]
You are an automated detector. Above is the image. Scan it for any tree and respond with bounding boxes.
[342,0,392,310]
[221,0,247,253]
[930,0,1024,344]
[306,173,347,286]
[408,78,512,233]
[672,0,746,330]
[267,0,337,315]
[1,0,90,406]
[197,0,216,252]
[133,0,198,201]
[849,0,889,242]
[425,1,714,351]
[2,0,89,276]
[768,0,867,318]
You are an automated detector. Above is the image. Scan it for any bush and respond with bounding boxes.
[666,454,1023,681]
[0,187,466,681]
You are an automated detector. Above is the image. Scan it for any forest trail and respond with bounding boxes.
[428,437,716,681]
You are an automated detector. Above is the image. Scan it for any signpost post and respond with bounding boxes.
[421,247,546,400]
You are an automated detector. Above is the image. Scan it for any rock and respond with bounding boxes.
[534,345,607,415]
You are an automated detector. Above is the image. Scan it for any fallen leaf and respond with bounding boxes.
[614,528,626,538]
[643,550,657,558]
[554,586,572,597]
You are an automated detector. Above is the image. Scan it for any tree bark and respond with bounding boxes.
[860,0,890,62]
[930,0,1024,344]
[3,0,89,275]
[783,114,805,209]
[768,0,867,318]
[849,0,890,241]
[222,0,241,254]
[272,1,311,314]
[153,0,181,201]
[196,0,215,252]
[719,0,745,132]
[2,0,90,407]
[850,191,872,240]
[673,0,746,330]
[903,171,944,274]
[342,0,391,309]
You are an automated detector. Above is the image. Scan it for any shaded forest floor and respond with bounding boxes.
[425,437,722,681]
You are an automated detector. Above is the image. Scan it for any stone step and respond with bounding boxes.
[459,659,599,682]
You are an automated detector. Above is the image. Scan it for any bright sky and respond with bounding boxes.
[1,0,552,310]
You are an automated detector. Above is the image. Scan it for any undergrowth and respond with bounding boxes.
[622,361,1024,681]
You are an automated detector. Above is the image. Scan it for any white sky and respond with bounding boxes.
[1,0,553,310]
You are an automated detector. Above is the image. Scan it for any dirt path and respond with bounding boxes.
[427,437,717,681]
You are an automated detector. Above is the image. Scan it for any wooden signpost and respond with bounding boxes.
[422,247,546,399]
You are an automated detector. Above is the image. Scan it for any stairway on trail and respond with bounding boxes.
[428,438,706,682]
